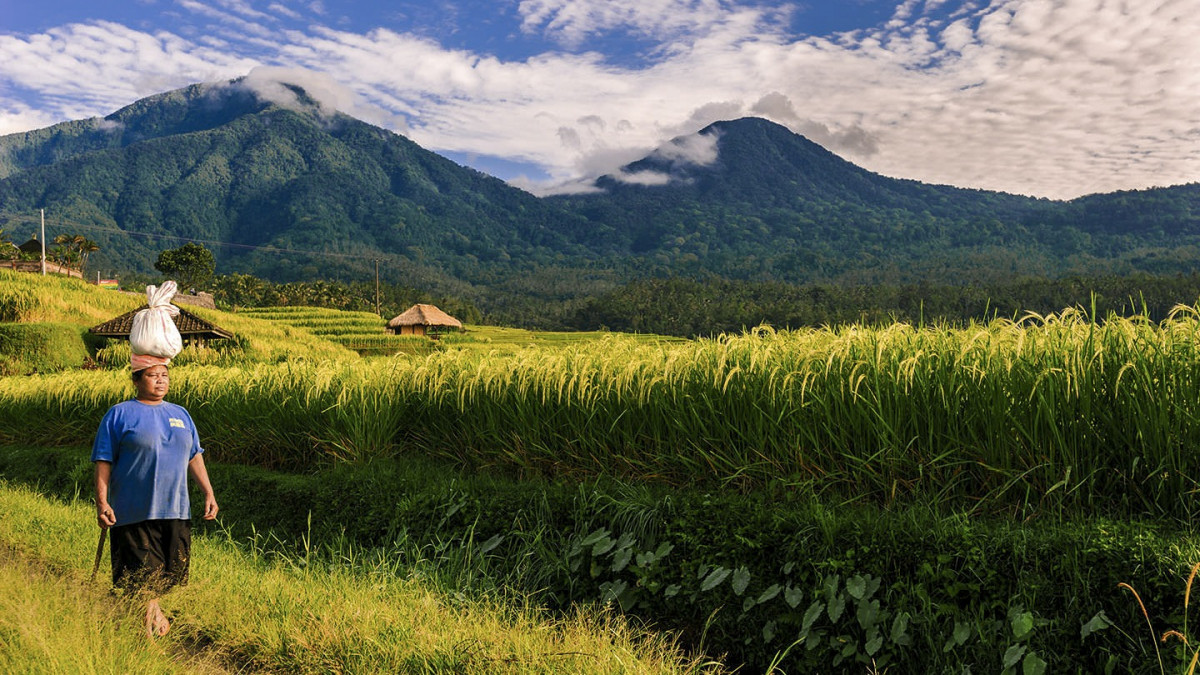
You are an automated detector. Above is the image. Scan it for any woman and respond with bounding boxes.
[92,358,218,637]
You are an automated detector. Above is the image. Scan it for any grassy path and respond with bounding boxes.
[0,544,235,674]
[0,481,720,674]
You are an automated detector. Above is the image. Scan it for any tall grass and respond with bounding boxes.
[0,482,720,674]
[0,544,225,674]
[4,307,1200,517]
[0,268,141,323]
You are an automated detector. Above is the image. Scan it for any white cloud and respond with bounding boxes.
[0,21,258,120]
[0,0,1197,200]
[234,66,345,115]
[650,129,720,167]
[0,105,61,137]
[613,169,673,185]
[177,0,275,38]
[268,2,303,20]
[517,0,787,47]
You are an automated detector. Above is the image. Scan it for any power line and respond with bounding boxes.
[0,209,398,263]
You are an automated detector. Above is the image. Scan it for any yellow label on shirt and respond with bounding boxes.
[169,418,186,429]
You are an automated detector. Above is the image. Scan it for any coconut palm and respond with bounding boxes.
[51,234,100,273]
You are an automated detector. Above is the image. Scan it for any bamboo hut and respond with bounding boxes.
[387,304,463,338]
[90,306,233,347]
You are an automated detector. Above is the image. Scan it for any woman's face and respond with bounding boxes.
[135,365,170,403]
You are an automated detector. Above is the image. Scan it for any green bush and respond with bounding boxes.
[1,444,1191,673]
[0,322,89,375]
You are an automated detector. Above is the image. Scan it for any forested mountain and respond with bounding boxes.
[551,117,1200,284]
[1,80,1198,313]
[0,81,586,296]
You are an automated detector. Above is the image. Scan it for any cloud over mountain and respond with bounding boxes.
[1,0,1197,199]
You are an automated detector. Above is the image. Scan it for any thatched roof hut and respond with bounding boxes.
[387,304,463,338]
[90,306,234,345]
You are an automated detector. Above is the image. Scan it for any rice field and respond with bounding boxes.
[0,268,141,323]
[0,481,717,674]
[235,305,687,356]
[5,306,1200,518]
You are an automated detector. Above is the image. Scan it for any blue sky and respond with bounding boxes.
[1,0,1197,199]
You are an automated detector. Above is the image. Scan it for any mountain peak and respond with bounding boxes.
[589,115,876,202]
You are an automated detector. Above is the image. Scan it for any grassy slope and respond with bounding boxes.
[0,481,718,675]
[0,270,358,364]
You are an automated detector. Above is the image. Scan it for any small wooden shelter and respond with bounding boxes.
[90,305,234,347]
[387,304,463,338]
[17,238,43,255]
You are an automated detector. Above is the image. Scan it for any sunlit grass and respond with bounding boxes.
[0,270,360,365]
[0,541,227,674]
[9,276,1200,517]
[0,482,720,674]
[0,268,141,323]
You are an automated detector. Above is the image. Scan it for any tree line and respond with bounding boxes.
[560,274,1200,337]
[122,243,1200,338]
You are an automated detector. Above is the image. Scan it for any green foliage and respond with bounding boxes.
[211,273,481,323]
[1,445,1193,672]
[0,479,710,675]
[154,241,215,290]
[47,234,98,274]
[567,274,1200,337]
[0,227,16,261]
[0,322,89,375]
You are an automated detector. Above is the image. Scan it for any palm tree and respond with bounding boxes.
[51,233,100,273]
[78,239,99,273]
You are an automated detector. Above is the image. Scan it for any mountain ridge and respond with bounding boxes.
[1,80,1198,306]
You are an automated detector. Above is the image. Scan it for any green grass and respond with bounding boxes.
[0,545,227,674]
[0,322,90,375]
[235,305,686,357]
[0,270,360,366]
[0,268,142,324]
[444,325,688,353]
[8,308,1200,519]
[0,481,720,675]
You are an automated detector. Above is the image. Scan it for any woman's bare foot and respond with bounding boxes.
[145,599,170,638]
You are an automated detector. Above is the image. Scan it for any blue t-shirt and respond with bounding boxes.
[91,399,204,527]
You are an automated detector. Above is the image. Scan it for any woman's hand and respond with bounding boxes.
[96,502,116,529]
[202,493,219,521]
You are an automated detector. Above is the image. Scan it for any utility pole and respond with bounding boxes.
[374,259,381,316]
[39,209,45,275]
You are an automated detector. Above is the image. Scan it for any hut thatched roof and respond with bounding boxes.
[89,305,234,341]
[387,304,462,329]
[18,238,43,254]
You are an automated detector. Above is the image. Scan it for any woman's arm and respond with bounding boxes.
[95,461,115,528]
[188,453,219,520]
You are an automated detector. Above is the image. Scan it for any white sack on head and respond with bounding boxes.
[130,281,183,359]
